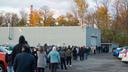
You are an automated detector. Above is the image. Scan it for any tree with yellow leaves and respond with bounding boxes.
[74,0,88,26]
[111,0,128,45]
[29,10,42,27]
[95,6,111,30]
[94,1,113,43]
[56,13,79,26]
[66,12,79,26]
[29,5,56,27]
[39,6,56,26]
[44,16,56,26]
[56,15,67,26]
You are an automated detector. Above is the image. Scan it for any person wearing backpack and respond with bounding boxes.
[59,47,67,70]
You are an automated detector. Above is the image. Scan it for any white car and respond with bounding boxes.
[118,48,126,59]
[121,50,128,62]
[0,46,12,54]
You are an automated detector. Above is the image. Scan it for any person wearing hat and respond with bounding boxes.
[48,47,60,72]
[13,45,36,72]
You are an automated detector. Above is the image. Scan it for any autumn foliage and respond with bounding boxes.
[0,0,128,45]
[29,10,42,26]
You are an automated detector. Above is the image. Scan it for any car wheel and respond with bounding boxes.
[0,63,4,72]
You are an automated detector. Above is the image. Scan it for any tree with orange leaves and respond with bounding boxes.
[29,10,42,26]
[74,0,88,26]
[95,6,111,30]
[29,5,42,27]
[56,15,67,26]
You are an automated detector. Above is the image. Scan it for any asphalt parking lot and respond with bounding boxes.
[46,53,128,72]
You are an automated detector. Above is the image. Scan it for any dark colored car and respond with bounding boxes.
[112,48,117,53]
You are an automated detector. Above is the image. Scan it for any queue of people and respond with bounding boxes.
[6,35,106,72]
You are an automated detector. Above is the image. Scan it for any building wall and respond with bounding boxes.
[0,27,9,45]
[0,26,101,47]
[86,26,101,47]
[0,26,86,46]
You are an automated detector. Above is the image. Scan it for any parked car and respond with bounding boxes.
[0,46,13,72]
[112,47,117,53]
[0,52,8,72]
[0,44,14,51]
[0,46,12,54]
[121,50,128,62]
[118,48,126,59]
[113,48,122,57]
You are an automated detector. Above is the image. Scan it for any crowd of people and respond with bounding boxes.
[6,35,109,72]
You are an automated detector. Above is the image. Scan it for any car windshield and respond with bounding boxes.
[117,48,121,50]
[0,46,10,54]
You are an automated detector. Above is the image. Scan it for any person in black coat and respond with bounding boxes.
[31,47,38,71]
[84,47,89,60]
[79,47,85,61]
[11,35,30,65]
[72,47,77,60]
[13,45,36,72]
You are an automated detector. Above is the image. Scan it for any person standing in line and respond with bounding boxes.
[98,46,102,53]
[13,45,36,72]
[10,35,30,72]
[59,47,67,70]
[31,47,38,71]
[66,48,72,67]
[72,47,77,60]
[6,53,13,72]
[76,47,79,60]
[91,46,95,54]
[37,46,47,72]
[79,47,85,61]
[88,47,91,55]
[94,46,96,54]
[84,47,89,60]
[48,47,60,72]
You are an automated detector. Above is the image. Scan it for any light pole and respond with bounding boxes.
[8,23,12,40]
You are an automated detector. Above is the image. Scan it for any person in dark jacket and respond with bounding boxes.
[84,47,89,60]
[66,48,72,67]
[79,47,85,61]
[31,47,38,65]
[31,47,38,72]
[72,47,77,60]
[11,35,30,65]
[59,47,67,70]
[9,35,29,72]
[13,45,36,72]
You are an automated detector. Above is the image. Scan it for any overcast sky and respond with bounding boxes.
[0,0,96,17]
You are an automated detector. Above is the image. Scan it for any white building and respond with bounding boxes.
[0,26,101,47]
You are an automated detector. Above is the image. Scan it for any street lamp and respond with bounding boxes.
[8,23,12,40]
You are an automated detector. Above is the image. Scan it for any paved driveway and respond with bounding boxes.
[46,53,128,72]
